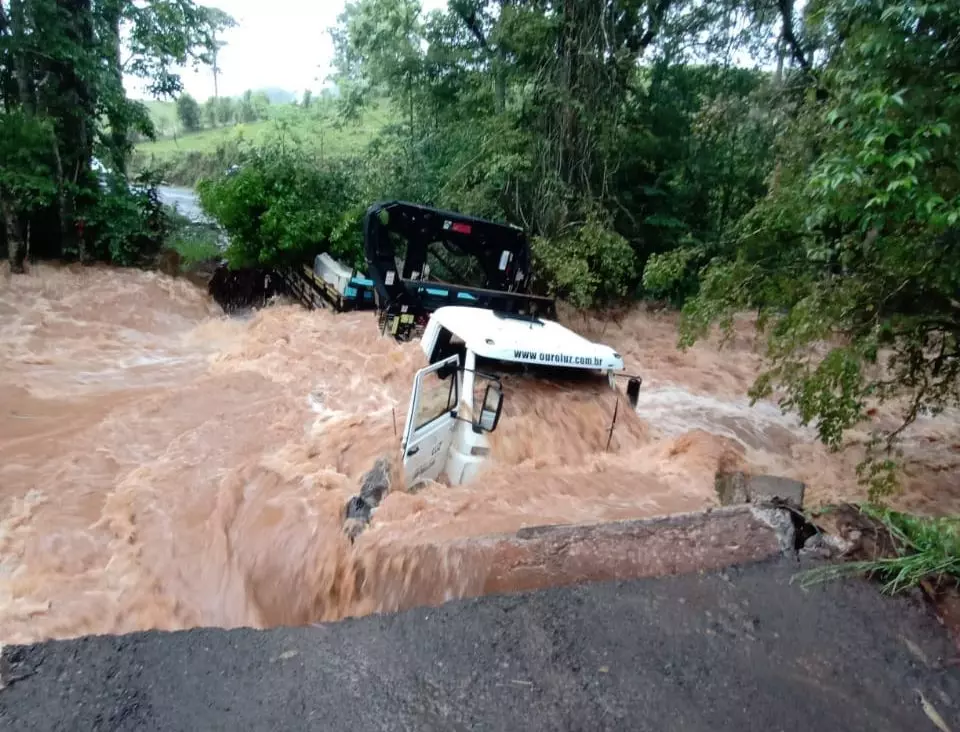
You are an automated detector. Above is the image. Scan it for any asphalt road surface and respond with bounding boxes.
[2,558,958,731]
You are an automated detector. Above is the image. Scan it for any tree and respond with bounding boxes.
[237,89,257,122]
[197,139,361,269]
[203,7,236,100]
[216,95,234,125]
[0,111,57,271]
[301,89,312,109]
[203,96,218,127]
[326,0,767,307]
[0,0,227,269]
[678,0,960,495]
[252,91,271,119]
[176,93,201,132]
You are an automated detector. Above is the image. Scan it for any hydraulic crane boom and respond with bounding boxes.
[363,201,556,340]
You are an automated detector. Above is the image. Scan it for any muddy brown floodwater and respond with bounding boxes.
[2,264,959,645]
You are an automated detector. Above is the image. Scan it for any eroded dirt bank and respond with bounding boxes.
[1,264,958,644]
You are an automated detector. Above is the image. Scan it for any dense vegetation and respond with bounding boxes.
[207,0,959,495]
[0,0,231,268]
[2,0,958,496]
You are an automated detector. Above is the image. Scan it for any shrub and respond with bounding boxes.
[84,169,171,267]
[531,210,636,309]
[197,141,362,269]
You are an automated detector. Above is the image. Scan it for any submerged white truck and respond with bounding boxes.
[287,201,640,493]
[399,305,637,488]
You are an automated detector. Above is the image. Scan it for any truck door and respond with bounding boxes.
[401,354,460,488]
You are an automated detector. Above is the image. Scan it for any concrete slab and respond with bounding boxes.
[717,471,806,508]
[346,506,793,615]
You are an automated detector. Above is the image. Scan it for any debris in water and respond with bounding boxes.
[918,690,952,732]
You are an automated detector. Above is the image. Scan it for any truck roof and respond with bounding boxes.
[426,306,624,372]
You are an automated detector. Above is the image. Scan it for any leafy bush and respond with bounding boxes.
[0,111,59,213]
[641,243,705,305]
[677,1,960,496]
[169,223,222,266]
[83,169,171,267]
[197,140,362,269]
[532,210,636,309]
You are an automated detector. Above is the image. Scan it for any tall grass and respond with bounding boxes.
[798,506,960,594]
[171,228,222,266]
[163,207,223,267]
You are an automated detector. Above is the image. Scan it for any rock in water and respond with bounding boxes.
[208,264,283,313]
[156,248,182,278]
[344,495,371,524]
[359,456,391,508]
[342,456,395,540]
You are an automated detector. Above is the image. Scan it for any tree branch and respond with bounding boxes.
[635,0,673,53]
[776,0,811,73]
[451,1,489,50]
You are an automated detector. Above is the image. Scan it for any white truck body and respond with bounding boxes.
[400,306,626,489]
[314,253,354,295]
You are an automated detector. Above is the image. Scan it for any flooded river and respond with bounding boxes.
[1,264,958,644]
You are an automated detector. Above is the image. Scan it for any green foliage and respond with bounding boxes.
[798,505,960,595]
[176,93,202,132]
[216,96,235,126]
[0,0,229,268]
[323,0,783,304]
[169,224,222,266]
[0,111,58,211]
[196,138,362,269]
[203,97,218,128]
[237,91,257,123]
[679,0,960,494]
[532,211,636,310]
[83,169,171,266]
[641,244,705,305]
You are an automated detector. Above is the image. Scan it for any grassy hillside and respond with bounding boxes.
[136,106,391,159]
[133,99,395,185]
[143,100,180,138]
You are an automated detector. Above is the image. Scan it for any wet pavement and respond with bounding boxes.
[2,558,958,731]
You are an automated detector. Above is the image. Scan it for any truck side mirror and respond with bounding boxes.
[474,384,503,432]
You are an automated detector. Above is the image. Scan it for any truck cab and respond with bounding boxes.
[400,306,627,489]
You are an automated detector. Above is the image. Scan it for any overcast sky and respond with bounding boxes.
[126,0,448,102]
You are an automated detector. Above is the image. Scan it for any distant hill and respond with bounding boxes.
[256,87,297,104]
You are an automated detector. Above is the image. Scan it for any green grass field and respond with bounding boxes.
[135,100,393,160]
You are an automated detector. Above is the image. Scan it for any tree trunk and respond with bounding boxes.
[40,0,97,260]
[10,0,34,112]
[3,200,27,273]
[494,61,506,114]
[103,0,127,175]
[212,34,220,100]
